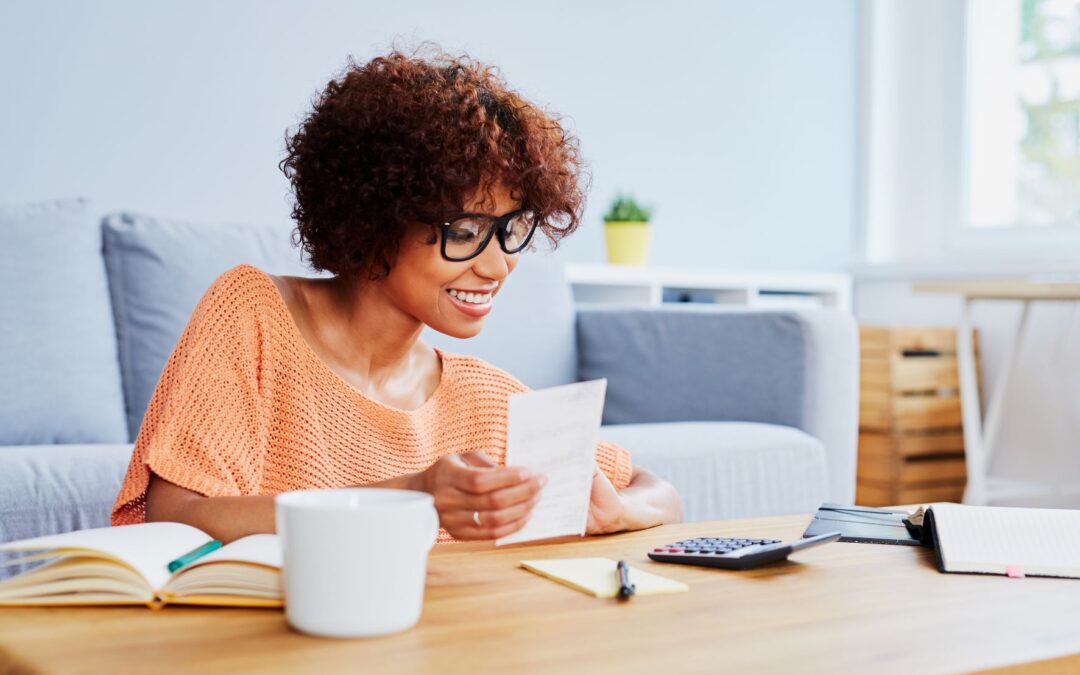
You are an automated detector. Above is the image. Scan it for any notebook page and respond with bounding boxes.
[180,534,282,571]
[931,503,1080,577]
[497,379,607,546]
[163,534,282,600]
[0,522,211,590]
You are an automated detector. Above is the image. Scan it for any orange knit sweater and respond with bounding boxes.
[111,264,633,542]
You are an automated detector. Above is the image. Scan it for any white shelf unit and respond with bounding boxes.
[565,264,852,312]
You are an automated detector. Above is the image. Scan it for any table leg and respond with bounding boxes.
[958,298,986,505]
[982,300,1030,469]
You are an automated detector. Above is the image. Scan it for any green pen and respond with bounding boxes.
[167,540,222,573]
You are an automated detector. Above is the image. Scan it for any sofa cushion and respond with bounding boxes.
[578,309,807,428]
[421,251,577,388]
[0,443,133,579]
[102,213,315,440]
[0,199,128,444]
[600,421,827,521]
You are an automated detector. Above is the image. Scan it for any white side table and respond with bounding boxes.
[565,263,853,311]
[914,280,1080,505]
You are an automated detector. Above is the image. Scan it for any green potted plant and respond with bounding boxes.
[602,194,653,266]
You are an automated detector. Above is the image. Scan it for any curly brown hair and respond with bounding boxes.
[280,45,587,279]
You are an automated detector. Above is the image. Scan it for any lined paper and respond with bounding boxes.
[497,379,607,546]
[931,503,1080,578]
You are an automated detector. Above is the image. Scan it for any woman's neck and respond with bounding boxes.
[276,273,439,405]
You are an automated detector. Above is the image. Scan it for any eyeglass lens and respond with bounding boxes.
[444,211,534,260]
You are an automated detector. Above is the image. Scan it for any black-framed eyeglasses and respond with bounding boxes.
[437,208,539,262]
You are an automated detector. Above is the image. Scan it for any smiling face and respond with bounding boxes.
[378,183,524,339]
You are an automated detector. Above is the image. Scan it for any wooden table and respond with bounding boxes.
[1,515,1078,674]
[914,279,1080,506]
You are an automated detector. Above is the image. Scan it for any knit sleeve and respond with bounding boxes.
[596,439,634,490]
[111,266,271,524]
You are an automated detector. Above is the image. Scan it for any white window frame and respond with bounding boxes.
[858,0,1080,271]
[947,0,1080,256]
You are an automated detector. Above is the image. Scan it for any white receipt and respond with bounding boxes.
[496,379,607,546]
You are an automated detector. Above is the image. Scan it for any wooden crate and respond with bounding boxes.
[856,482,966,506]
[856,326,976,507]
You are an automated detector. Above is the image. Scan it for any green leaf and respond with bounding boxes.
[603,193,653,222]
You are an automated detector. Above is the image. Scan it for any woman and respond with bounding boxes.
[111,46,682,542]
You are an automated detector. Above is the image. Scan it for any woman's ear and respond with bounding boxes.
[422,224,439,246]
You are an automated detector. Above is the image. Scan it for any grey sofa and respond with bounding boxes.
[0,199,858,569]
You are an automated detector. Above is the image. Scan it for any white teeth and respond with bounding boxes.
[447,289,492,305]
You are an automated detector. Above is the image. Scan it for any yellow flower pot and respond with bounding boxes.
[604,221,651,266]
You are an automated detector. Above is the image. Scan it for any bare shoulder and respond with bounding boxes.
[414,339,443,377]
[266,272,292,303]
[266,272,315,326]
[265,273,339,346]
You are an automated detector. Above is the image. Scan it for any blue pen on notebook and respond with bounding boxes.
[167,540,222,573]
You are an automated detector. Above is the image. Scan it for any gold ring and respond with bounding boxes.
[472,511,482,527]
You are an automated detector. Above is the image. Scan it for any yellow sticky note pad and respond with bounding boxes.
[520,557,688,598]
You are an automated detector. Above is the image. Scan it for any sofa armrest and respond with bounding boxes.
[576,307,857,503]
[795,308,859,503]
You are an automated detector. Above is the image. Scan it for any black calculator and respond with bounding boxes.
[647,530,842,570]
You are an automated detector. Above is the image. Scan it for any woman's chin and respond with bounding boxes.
[427,317,485,340]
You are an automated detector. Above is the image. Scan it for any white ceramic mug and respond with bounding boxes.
[275,488,439,638]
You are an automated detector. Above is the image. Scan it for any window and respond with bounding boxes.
[967,0,1080,231]
[859,0,1080,266]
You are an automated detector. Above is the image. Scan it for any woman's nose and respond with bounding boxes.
[471,235,512,281]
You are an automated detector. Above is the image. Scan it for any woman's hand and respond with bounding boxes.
[586,465,683,535]
[417,452,547,540]
[585,465,630,535]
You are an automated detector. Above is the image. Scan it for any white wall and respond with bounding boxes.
[0,0,858,271]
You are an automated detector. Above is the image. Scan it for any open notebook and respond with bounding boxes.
[0,523,281,608]
[910,503,1080,579]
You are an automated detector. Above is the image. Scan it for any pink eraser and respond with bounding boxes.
[1005,565,1025,578]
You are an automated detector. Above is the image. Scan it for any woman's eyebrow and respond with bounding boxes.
[454,208,522,219]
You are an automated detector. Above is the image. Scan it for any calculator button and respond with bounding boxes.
[668,548,684,553]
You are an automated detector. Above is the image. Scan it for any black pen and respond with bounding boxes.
[617,560,635,600]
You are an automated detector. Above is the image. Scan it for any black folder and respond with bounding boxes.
[801,503,921,546]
